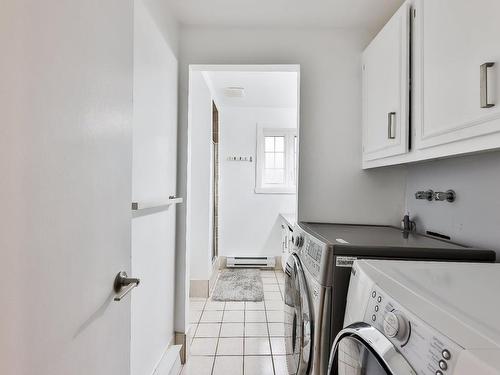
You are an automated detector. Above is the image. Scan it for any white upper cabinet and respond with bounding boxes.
[362,3,410,165]
[412,0,500,154]
[363,0,500,169]
[414,0,500,153]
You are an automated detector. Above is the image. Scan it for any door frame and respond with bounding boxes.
[211,101,219,263]
[179,63,301,347]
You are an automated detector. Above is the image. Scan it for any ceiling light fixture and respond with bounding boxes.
[224,86,245,98]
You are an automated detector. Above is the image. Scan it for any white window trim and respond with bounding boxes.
[255,124,297,194]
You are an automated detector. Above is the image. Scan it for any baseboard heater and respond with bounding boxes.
[227,256,275,269]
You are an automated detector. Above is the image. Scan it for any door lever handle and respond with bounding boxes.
[114,271,140,301]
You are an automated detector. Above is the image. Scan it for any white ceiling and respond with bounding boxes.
[165,0,404,30]
[205,71,298,108]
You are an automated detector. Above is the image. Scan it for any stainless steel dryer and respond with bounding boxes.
[284,222,495,375]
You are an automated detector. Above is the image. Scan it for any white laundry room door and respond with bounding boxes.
[0,1,135,375]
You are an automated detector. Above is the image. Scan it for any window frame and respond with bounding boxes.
[255,124,297,194]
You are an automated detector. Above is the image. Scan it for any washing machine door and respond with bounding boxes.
[284,253,312,375]
[327,323,416,375]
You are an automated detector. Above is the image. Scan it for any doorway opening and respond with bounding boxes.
[185,66,300,372]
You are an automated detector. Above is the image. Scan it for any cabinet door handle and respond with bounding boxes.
[480,62,495,108]
[387,112,396,139]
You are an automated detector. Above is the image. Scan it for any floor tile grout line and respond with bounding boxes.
[273,270,282,372]
[214,302,226,365]
[210,297,223,375]
[274,270,284,300]
[265,298,276,375]
[243,300,247,375]
[192,299,205,340]
[265,271,277,375]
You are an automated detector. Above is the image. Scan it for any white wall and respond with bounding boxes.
[219,106,297,257]
[141,0,179,56]
[405,151,500,257]
[132,1,179,375]
[175,27,408,332]
[187,71,214,281]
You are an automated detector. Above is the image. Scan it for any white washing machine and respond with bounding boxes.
[285,222,494,375]
[328,259,500,375]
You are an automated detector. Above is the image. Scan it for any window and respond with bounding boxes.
[255,125,298,194]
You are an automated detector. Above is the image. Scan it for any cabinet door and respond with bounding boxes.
[362,3,410,164]
[415,0,500,152]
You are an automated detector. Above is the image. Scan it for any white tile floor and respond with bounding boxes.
[182,269,288,375]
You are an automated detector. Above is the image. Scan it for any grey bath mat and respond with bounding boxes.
[211,269,264,301]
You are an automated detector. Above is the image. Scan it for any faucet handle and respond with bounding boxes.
[415,190,433,201]
[434,190,456,203]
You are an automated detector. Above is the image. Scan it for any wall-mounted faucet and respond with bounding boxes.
[433,190,456,203]
[415,189,456,203]
[415,190,434,201]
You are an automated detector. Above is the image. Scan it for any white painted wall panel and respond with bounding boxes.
[405,152,500,256]
[186,72,214,281]
[132,2,178,375]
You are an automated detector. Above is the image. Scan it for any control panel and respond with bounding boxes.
[365,288,463,375]
[292,226,325,282]
[302,237,323,279]
[306,238,322,267]
[291,224,334,286]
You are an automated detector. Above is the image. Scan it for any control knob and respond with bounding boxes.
[294,235,304,248]
[383,311,409,341]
